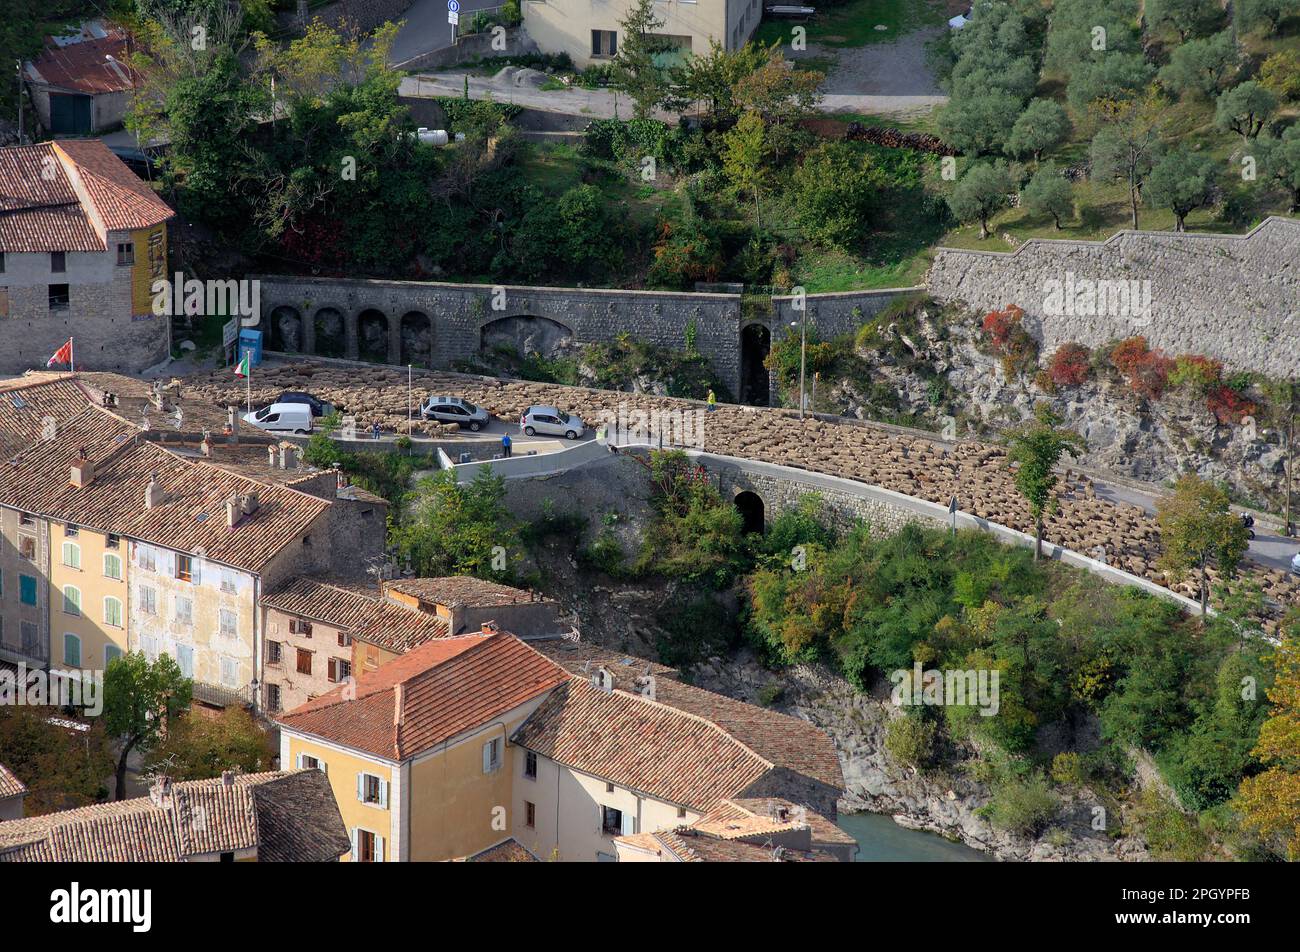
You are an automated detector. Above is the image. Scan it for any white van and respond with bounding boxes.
[243,402,313,435]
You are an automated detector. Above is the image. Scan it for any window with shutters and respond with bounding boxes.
[103,596,123,628]
[354,828,381,863]
[62,542,80,569]
[338,632,352,647]
[105,645,122,667]
[138,544,156,572]
[328,658,351,682]
[296,648,312,675]
[219,609,237,637]
[176,644,193,679]
[62,585,81,616]
[298,753,322,771]
[525,801,536,828]
[103,553,122,580]
[220,569,237,594]
[267,640,282,665]
[266,683,281,712]
[139,585,156,615]
[19,536,36,561]
[174,595,192,625]
[175,555,193,582]
[600,805,623,836]
[63,633,80,667]
[362,773,382,805]
[20,574,37,605]
[220,656,239,688]
[525,750,537,780]
[482,737,502,774]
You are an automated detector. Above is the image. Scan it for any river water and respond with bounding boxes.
[838,812,993,862]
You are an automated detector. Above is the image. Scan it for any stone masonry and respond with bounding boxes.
[926,216,1300,376]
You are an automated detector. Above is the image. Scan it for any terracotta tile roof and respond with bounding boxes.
[461,838,539,862]
[349,602,450,654]
[0,374,98,459]
[385,576,540,609]
[533,642,845,792]
[0,406,331,572]
[511,678,773,811]
[24,22,138,95]
[727,798,856,846]
[646,827,837,862]
[0,764,27,800]
[263,575,380,630]
[277,633,569,761]
[0,770,347,862]
[0,141,170,253]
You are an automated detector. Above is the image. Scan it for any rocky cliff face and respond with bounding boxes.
[816,306,1289,512]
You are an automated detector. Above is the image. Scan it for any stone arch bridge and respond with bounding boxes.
[252,277,914,404]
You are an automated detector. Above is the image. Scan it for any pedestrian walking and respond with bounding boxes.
[707,389,716,413]
[371,421,381,440]
[502,433,513,458]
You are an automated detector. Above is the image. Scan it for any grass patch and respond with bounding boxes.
[754,0,946,49]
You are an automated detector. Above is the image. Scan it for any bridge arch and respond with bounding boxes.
[734,490,765,535]
[357,309,390,363]
[266,305,303,353]
[480,314,576,359]
[400,311,433,367]
[313,307,347,358]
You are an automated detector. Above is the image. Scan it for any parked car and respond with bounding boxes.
[273,391,333,417]
[243,402,313,435]
[520,406,585,440]
[420,395,490,431]
[1292,550,1300,575]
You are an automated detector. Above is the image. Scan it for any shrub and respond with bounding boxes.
[885,715,938,770]
[981,305,1038,376]
[1050,751,1088,787]
[1169,354,1224,394]
[1110,336,1174,399]
[1048,343,1093,387]
[1207,385,1258,425]
[984,773,1061,835]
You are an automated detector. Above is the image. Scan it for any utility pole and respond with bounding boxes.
[791,310,808,420]
[1287,381,1296,536]
[16,59,23,144]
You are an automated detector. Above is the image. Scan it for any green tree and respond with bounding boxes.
[939,91,1024,156]
[679,39,772,122]
[947,162,1015,240]
[611,0,674,119]
[1155,475,1250,613]
[1145,0,1224,40]
[721,110,770,228]
[1157,30,1241,99]
[1066,53,1156,112]
[144,707,276,780]
[391,468,520,580]
[1089,95,1164,229]
[791,143,887,249]
[1234,0,1295,35]
[1021,164,1074,229]
[1005,403,1087,559]
[1259,49,1300,101]
[1238,620,1300,858]
[731,49,823,161]
[103,652,193,800]
[0,705,113,815]
[1144,147,1217,231]
[1256,125,1300,211]
[1004,99,1071,162]
[1215,81,1278,144]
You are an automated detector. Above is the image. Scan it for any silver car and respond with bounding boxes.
[420,395,490,431]
[521,405,585,440]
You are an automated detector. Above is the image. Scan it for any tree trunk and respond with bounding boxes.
[979,215,990,239]
[1129,173,1140,230]
[1034,517,1043,561]
[1052,211,1061,230]
[115,736,139,801]
[1175,213,1186,232]
[1199,561,1209,615]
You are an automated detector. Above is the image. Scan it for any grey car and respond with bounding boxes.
[420,395,491,431]
[520,405,585,440]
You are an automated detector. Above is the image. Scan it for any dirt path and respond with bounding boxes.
[797,26,948,117]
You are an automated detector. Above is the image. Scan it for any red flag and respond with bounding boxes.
[47,338,73,368]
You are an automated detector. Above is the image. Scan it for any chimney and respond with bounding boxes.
[69,447,95,488]
[280,443,297,469]
[334,463,346,490]
[144,472,165,508]
[221,770,235,787]
[226,406,239,443]
[200,430,214,457]
[394,682,404,727]
[480,620,499,636]
[149,775,173,808]
[591,667,613,693]
[636,674,656,702]
[241,492,260,516]
[268,444,280,469]
[225,494,242,529]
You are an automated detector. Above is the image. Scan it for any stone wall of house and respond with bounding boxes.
[253,276,746,396]
[926,216,1300,376]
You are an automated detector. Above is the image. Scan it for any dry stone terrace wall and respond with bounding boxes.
[771,288,924,343]
[182,361,1300,631]
[253,276,745,396]
[927,216,1300,377]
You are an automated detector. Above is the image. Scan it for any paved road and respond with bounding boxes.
[1091,478,1297,575]
[388,0,503,66]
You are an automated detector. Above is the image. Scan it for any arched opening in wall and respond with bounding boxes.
[734,491,765,535]
[740,323,771,406]
[267,306,302,353]
[357,309,389,363]
[479,315,577,370]
[400,311,433,368]
[313,308,346,358]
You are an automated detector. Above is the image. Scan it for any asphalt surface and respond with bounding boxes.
[388,0,504,66]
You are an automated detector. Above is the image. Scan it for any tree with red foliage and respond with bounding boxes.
[1110,336,1174,400]
[1048,343,1093,388]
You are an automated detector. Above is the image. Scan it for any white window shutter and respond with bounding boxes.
[295,753,304,769]
[483,742,491,774]
[376,835,385,863]
[350,828,358,859]
[379,780,389,809]
[192,559,202,585]
[356,773,364,802]
[621,811,635,836]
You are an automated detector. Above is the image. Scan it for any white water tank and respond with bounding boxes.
[413,127,450,146]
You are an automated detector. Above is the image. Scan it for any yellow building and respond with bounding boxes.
[47,517,128,674]
[277,630,569,862]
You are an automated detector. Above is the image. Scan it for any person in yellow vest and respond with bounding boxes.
[707,389,716,412]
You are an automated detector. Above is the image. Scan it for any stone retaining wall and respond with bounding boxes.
[926,216,1300,376]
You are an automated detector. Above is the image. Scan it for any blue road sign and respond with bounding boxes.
[448,0,460,11]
